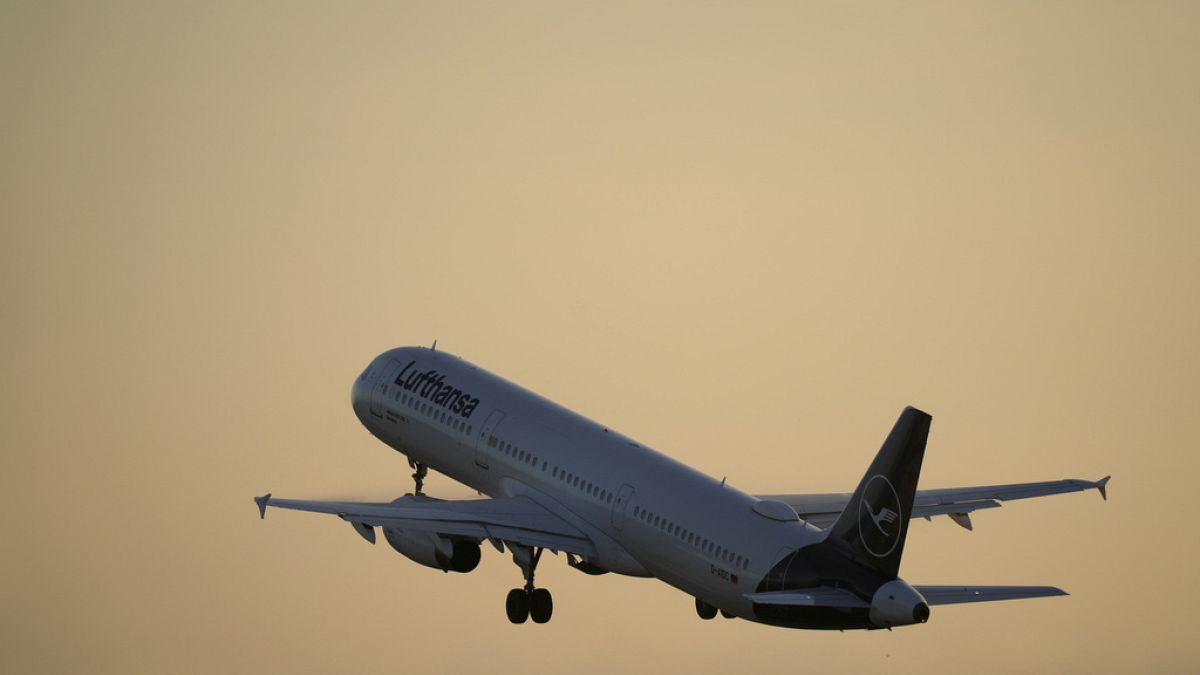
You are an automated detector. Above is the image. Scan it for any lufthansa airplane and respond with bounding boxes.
[255,346,1109,629]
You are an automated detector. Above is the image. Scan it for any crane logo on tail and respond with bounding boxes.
[858,475,902,558]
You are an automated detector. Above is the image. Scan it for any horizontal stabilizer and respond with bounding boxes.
[744,588,869,609]
[913,585,1067,605]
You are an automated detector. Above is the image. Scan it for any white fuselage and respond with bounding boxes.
[351,347,824,619]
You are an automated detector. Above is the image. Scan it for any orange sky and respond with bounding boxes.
[3,2,1198,673]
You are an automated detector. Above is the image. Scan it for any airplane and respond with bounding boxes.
[254,345,1109,629]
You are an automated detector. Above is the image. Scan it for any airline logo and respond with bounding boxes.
[394,361,481,418]
[858,474,902,558]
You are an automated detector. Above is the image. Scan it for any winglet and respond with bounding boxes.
[1096,476,1110,501]
[254,493,272,519]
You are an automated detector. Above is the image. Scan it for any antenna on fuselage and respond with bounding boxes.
[431,339,438,351]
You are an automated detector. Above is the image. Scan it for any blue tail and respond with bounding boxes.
[826,406,931,579]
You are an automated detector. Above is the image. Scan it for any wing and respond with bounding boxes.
[757,476,1109,530]
[253,492,597,557]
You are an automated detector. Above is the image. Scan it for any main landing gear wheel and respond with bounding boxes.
[695,598,718,620]
[506,588,529,624]
[505,545,554,624]
[529,588,553,624]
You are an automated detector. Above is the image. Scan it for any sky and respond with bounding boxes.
[2,1,1198,673]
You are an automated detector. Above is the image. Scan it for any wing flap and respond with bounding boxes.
[914,585,1067,605]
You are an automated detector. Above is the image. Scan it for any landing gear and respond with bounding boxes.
[407,457,427,495]
[506,545,554,624]
[695,598,718,620]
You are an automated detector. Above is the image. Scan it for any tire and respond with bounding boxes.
[719,609,734,619]
[695,597,718,620]
[529,588,554,624]
[506,588,530,624]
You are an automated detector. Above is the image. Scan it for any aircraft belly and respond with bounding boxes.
[628,533,757,618]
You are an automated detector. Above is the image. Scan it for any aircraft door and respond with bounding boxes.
[474,409,507,469]
[369,358,403,417]
[612,484,635,530]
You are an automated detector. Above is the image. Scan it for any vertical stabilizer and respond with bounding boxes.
[826,406,931,579]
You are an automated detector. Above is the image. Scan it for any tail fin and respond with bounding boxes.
[826,406,931,579]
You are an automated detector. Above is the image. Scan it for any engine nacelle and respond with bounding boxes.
[869,579,931,628]
[383,527,481,573]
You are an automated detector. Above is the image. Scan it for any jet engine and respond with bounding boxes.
[869,579,931,628]
[383,527,481,573]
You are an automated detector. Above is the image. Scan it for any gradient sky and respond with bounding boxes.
[3,2,1198,673]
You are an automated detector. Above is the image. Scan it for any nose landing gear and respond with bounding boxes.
[506,545,554,624]
[407,458,427,496]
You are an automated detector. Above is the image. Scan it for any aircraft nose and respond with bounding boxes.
[351,364,372,423]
